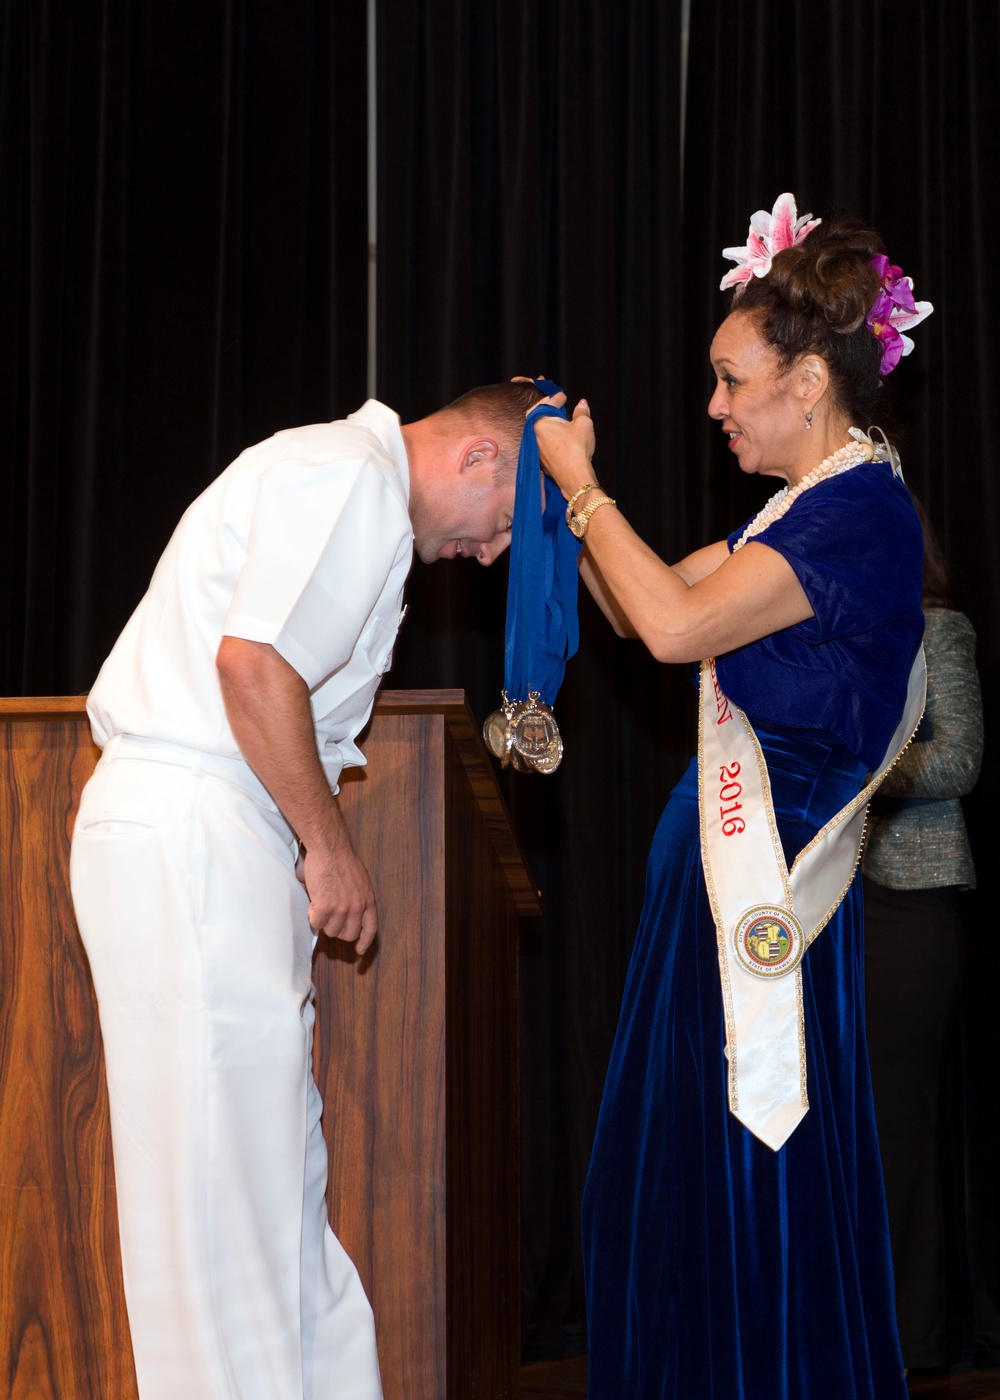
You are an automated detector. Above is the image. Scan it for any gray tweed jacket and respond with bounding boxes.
[862,608,982,891]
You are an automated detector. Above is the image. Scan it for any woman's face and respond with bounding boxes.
[707,311,806,482]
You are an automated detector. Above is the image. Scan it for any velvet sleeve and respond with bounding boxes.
[733,465,922,645]
[717,463,925,767]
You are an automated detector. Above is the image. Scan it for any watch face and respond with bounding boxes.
[569,514,586,539]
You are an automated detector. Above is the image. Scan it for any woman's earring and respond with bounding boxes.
[804,409,813,430]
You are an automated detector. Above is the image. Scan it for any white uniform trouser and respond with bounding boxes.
[70,735,383,1400]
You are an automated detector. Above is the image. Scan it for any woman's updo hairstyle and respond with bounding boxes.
[732,219,887,426]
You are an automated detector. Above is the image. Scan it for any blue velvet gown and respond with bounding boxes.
[583,463,925,1400]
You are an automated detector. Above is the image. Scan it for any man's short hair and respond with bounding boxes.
[440,381,545,481]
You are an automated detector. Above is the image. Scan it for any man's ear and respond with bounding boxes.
[459,438,500,474]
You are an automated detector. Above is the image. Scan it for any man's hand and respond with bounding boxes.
[217,636,379,955]
[301,836,379,954]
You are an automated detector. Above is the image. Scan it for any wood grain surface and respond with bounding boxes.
[0,712,138,1400]
[317,714,450,1397]
[1,696,533,1400]
[315,708,527,1399]
[444,722,521,1399]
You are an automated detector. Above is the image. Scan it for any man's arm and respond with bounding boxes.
[216,636,378,953]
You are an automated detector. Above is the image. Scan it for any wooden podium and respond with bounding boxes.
[0,692,538,1400]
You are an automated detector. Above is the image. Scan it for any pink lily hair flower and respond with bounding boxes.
[866,254,934,375]
[720,192,822,291]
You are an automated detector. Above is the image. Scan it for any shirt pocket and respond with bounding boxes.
[76,815,157,834]
[361,612,402,675]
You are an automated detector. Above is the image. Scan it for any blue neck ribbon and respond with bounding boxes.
[503,380,582,707]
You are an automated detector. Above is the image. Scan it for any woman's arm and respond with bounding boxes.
[579,541,731,637]
[578,551,637,636]
[536,404,812,661]
[672,540,734,585]
[578,509,810,662]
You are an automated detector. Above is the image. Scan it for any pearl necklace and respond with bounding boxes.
[732,431,878,552]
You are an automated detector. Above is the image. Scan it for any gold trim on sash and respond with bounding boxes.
[698,651,927,1150]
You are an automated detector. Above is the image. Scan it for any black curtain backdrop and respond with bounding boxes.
[0,0,368,694]
[2,0,999,1371]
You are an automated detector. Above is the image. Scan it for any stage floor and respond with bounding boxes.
[521,1356,586,1399]
[521,1356,1000,1399]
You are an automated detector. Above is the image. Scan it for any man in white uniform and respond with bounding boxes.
[70,383,542,1400]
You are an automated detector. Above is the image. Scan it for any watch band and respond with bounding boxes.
[564,484,599,527]
[568,493,616,539]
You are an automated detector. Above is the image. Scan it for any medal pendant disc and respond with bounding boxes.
[530,744,564,775]
[733,905,804,979]
[511,697,563,775]
[483,709,509,759]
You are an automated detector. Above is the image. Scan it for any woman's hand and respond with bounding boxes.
[511,374,567,415]
[533,399,597,502]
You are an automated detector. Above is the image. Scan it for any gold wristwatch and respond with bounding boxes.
[568,492,616,539]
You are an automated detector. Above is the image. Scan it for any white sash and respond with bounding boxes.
[698,649,926,1150]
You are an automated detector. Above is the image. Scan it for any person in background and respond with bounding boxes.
[863,499,983,1374]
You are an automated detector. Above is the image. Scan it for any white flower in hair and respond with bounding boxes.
[720,192,822,291]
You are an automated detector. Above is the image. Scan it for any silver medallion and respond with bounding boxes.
[483,707,510,760]
[482,690,564,774]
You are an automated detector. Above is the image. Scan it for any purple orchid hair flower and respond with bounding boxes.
[867,255,933,375]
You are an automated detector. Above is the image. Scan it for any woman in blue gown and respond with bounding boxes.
[534,207,928,1398]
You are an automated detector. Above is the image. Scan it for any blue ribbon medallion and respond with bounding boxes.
[483,379,582,773]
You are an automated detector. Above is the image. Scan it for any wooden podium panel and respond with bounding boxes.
[0,702,135,1400]
[0,693,537,1400]
[318,695,538,1400]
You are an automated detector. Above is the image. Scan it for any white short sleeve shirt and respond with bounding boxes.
[87,401,414,781]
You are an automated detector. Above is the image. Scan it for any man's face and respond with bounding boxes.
[410,463,516,566]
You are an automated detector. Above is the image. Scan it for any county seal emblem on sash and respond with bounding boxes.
[733,905,804,979]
